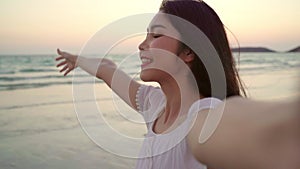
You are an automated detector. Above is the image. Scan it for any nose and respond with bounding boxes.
[138,37,148,51]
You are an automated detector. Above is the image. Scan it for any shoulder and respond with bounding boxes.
[136,84,165,118]
[188,97,223,113]
[137,85,163,100]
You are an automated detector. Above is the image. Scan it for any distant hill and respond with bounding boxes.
[288,46,300,52]
[231,47,276,53]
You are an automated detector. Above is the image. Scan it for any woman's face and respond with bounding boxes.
[138,12,187,83]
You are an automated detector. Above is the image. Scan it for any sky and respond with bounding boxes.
[0,0,299,55]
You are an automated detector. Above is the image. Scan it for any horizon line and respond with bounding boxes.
[0,45,299,56]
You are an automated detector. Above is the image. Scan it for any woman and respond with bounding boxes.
[56,0,300,168]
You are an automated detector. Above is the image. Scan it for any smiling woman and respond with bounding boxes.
[55,0,300,169]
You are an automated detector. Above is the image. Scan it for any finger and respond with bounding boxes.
[57,48,61,55]
[56,60,67,67]
[60,65,68,73]
[55,56,64,61]
[57,48,66,56]
[64,68,72,76]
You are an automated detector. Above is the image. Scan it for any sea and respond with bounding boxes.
[0,53,142,91]
[0,52,299,93]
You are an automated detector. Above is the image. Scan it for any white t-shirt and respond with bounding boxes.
[135,85,223,169]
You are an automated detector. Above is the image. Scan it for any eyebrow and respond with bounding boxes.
[147,24,167,32]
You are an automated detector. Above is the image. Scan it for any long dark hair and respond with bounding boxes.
[160,0,247,99]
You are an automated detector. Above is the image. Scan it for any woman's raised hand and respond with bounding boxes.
[55,48,78,76]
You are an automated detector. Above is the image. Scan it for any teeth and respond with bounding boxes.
[141,58,152,63]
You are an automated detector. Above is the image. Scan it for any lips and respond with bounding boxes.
[140,56,153,68]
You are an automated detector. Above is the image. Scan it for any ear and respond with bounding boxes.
[179,48,195,64]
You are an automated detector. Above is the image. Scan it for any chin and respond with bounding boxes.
[140,69,161,82]
[140,70,154,82]
[140,69,172,83]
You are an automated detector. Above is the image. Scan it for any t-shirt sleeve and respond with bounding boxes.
[135,84,165,121]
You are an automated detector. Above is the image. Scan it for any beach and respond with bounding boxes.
[0,84,140,169]
[0,53,299,169]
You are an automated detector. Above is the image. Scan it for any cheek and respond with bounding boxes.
[151,55,181,78]
[150,37,179,54]
[151,39,180,64]
[142,37,184,79]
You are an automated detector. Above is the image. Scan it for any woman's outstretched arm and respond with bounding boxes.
[188,97,300,169]
[55,48,140,110]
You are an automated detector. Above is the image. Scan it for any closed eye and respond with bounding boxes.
[152,34,163,38]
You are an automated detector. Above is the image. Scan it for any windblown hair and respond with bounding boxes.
[160,0,247,99]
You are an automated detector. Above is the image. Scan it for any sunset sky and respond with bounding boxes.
[0,0,299,54]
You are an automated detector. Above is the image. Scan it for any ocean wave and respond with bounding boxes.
[0,70,15,74]
[0,81,101,91]
[0,97,111,110]
[19,68,57,73]
[0,74,89,82]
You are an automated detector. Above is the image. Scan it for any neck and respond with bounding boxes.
[159,76,200,124]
